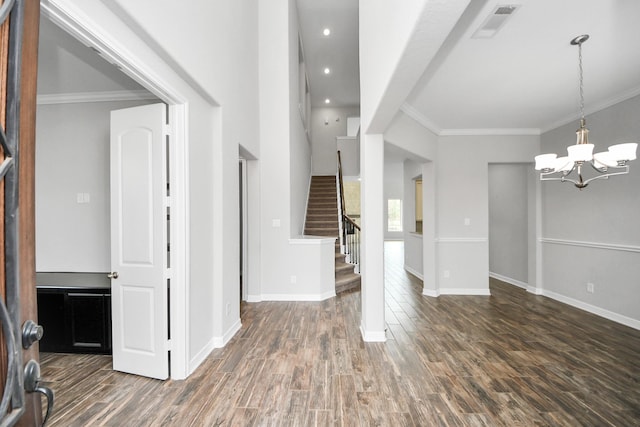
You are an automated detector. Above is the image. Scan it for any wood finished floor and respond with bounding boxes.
[40,242,640,426]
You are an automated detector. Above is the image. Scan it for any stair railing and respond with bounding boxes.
[337,151,360,271]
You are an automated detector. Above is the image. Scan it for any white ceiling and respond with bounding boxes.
[39,0,640,137]
[297,0,640,135]
[405,0,640,133]
[296,0,360,108]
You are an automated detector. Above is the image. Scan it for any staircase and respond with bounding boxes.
[304,176,361,294]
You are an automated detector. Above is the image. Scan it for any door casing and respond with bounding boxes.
[41,1,190,379]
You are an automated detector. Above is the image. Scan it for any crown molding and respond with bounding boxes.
[399,103,441,135]
[400,103,541,136]
[541,85,640,134]
[439,128,540,136]
[37,90,157,105]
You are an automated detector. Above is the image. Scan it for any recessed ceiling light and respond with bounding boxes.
[323,28,331,36]
[325,98,331,104]
[324,67,331,75]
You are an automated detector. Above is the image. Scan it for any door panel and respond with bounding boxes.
[110,103,168,380]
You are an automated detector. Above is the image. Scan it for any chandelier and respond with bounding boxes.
[534,34,637,189]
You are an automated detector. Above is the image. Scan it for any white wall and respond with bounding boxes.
[402,159,423,277]
[540,94,640,326]
[57,0,260,375]
[289,1,312,237]
[337,136,360,177]
[385,112,438,160]
[384,161,404,240]
[488,164,529,285]
[311,107,360,175]
[253,0,328,301]
[437,135,539,294]
[35,99,156,272]
[385,112,437,290]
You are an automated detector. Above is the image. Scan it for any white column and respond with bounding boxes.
[360,133,386,341]
[422,161,439,297]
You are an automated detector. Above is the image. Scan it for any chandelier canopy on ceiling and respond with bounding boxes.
[534,34,637,189]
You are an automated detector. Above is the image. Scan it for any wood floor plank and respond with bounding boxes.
[40,241,640,426]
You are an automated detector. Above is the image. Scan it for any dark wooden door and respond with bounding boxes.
[0,0,41,425]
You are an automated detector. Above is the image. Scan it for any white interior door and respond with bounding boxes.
[110,103,168,380]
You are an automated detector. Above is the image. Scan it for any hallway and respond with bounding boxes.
[40,242,639,425]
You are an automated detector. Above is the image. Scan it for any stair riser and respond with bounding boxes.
[306,175,360,295]
[304,230,339,237]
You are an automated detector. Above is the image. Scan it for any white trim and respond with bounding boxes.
[439,288,491,296]
[41,2,187,105]
[541,85,640,133]
[440,128,540,136]
[422,288,440,297]
[399,103,542,136]
[189,317,243,373]
[540,238,640,253]
[400,103,441,134]
[336,135,357,142]
[527,286,543,295]
[489,272,527,289]
[189,336,216,375]
[404,265,424,280]
[216,318,243,348]
[288,236,337,245]
[360,325,387,342]
[43,0,191,379]
[246,294,262,303]
[542,290,640,331]
[258,291,336,301]
[37,90,157,105]
[168,103,189,379]
[239,159,248,302]
[436,237,488,243]
[403,86,640,137]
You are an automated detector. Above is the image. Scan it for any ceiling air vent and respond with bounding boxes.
[472,4,520,39]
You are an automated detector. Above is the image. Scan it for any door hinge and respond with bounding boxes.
[167,339,172,351]
[163,124,171,137]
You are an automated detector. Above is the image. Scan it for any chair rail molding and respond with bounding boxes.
[540,237,640,253]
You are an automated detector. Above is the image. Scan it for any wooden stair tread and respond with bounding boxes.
[305,175,360,295]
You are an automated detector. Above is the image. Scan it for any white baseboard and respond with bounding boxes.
[439,288,491,296]
[489,272,527,289]
[527,286,543,295]
[360,325,387,342]
[219,318,242,347]
[404,265,424,280]
[189,337,216,375]
[188,318,242,375]
[258,291,335,301]
[422,288,440,297]
[542,290,640,330]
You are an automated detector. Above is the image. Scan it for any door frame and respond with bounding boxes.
[239,158,248,301]
[41,2,190,379]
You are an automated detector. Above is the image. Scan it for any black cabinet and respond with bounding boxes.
[37,281,112,354]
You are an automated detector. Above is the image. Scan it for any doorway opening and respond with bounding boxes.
[36,4,189,379]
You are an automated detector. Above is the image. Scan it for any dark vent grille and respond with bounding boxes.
[495,6,517,15]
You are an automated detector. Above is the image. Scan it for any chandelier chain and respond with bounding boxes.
[578,41,585,121]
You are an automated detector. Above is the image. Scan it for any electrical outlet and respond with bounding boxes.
[226,302,230,315]
[443,270,450,279]
[290,275,297,284]
[587,282,594,293]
